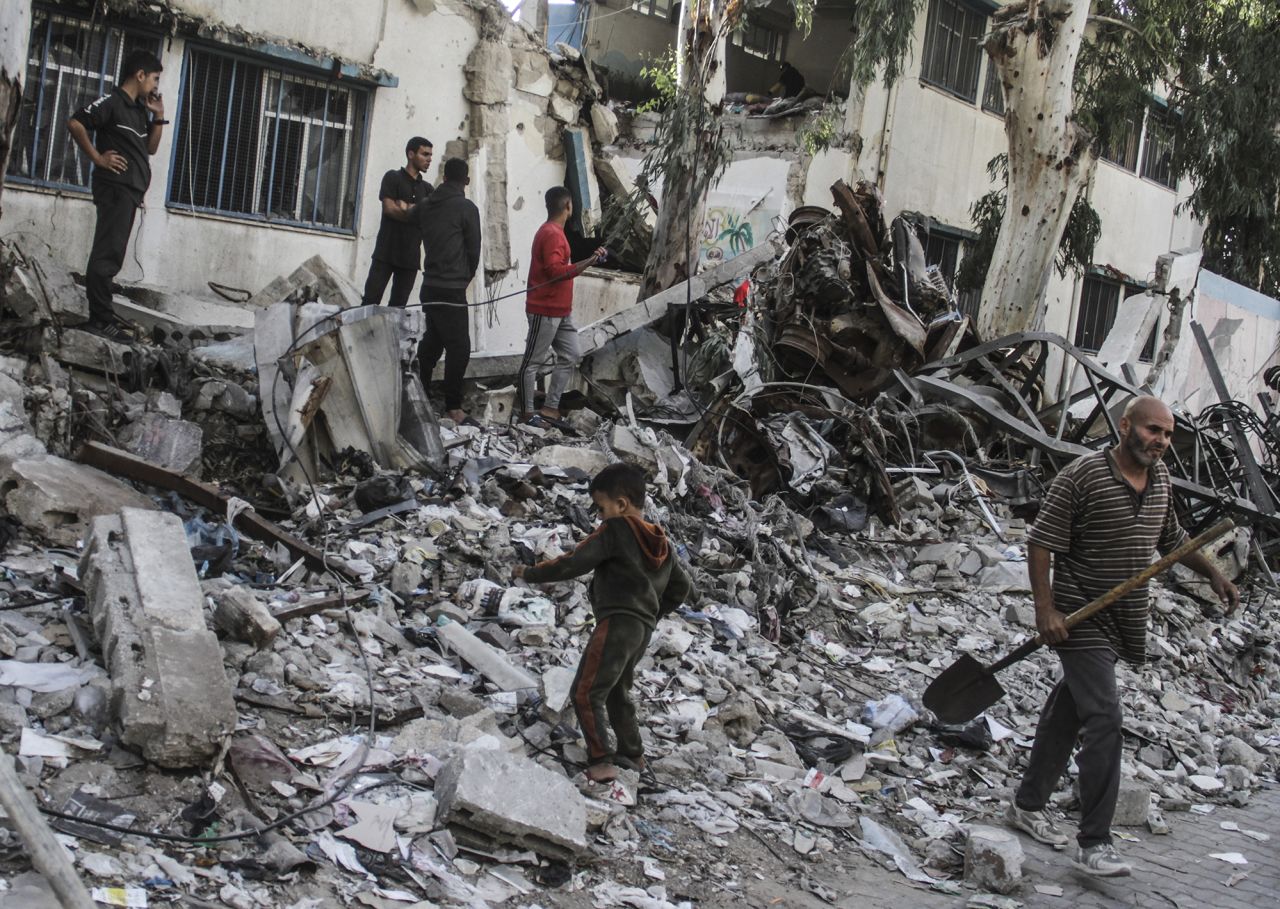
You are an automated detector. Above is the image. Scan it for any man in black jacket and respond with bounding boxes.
[416,157,482,425]
[66,50,166,337]
[362,137,433,307]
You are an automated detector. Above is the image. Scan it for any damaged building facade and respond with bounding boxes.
[3,0,1277,404]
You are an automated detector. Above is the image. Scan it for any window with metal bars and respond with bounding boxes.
[1101,108,1142,172]
[6,8,161,191]
[923,230,982,320]
[732,21,785,61]
[920,0,986,102]
[1075,275,1157,356]
[981,58,1004,116]
[1140,105,1176,189]
[169,47,370,233]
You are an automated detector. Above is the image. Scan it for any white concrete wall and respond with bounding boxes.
[2,0,608,357]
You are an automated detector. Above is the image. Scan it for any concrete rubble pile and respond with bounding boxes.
[0,248,1277,907]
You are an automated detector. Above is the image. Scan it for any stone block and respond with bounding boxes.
[540,666,575,717]
[434,748,587,858]
[963,825,1023,894]
[214,588,282,650]
[80,509,237,767]
[119,413,203,477]
[609,423,658,477]
[1219,736,1265,773]
[912,541,967,568]
[463,40,512,105]
[589,103,619,146]
[531,445,610,476]
[0,373,46,460]
[0,454,155,546]
[1112,780,1151,826]
[978,561,1031,592]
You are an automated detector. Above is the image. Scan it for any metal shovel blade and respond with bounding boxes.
[922,654,1006,726]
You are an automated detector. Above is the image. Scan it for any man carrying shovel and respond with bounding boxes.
[1005,395,1238,876]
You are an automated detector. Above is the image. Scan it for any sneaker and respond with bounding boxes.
[1004,802,1070,848]
[1072,843,1132,877]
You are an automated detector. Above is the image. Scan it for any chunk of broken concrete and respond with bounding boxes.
[0,454,155,545]
[214,588,282,650]
[118,413,204,477]
[1112,780,1151,826]
[434,748,587,858]
[964,825,1023,894]
[80,508,237,767]
[436,619,538,693]
[531,445,609,476]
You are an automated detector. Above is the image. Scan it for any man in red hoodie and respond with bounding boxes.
[516,186,606,427]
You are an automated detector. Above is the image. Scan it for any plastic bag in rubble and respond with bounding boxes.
[496,588,556,627]
[458,578,503,614]
[861,694,919,734]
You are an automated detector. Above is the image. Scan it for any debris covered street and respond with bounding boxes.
[1,175,1278,909]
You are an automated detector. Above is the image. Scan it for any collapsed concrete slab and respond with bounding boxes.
[80,509,237,767]
[436,620,538,693]
[434,748,587,858]
[0,455,155,545]
[247,255,363,310]
[1,245,88,326]
[0,372,46,460]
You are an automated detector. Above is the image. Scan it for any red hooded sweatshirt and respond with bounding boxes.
[526,221,578,317]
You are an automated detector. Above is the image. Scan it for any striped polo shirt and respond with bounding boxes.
[1027,450,1188,664]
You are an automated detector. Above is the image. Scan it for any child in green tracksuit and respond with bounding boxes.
[515,463,691,782]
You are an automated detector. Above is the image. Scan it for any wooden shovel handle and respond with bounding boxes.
[1047,517,1235,641]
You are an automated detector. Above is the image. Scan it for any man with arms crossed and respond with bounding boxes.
[1006,395,1238,876]
[362,137,433,308]
[67,50,166,337]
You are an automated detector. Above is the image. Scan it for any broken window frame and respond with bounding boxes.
[919,0,987,103]
[1140,103,1177,190]
[6,7,163,194]
[1075,273,1156,357]
[166,44,372,235]
[922,225,982,321]
[731,18,786,62]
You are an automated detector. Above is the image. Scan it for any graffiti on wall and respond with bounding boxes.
[700,193,777,265]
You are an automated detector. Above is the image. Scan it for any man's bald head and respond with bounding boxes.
[1123,395,1173,425]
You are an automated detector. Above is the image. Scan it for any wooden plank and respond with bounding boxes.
[76,442,361,581]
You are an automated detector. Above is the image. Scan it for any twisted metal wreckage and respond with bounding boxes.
[665,180,1280,576]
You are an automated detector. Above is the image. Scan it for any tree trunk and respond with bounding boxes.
[977,0,1096,341]
[0,3,31,217]
[638,0,727,301]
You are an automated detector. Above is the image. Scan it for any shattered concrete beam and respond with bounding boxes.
[468,243,778,379]
[80,508,237,767]
[76,442,362,581]
[436,620,538,692]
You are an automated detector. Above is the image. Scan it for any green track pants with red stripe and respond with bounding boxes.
[571,614,652,765]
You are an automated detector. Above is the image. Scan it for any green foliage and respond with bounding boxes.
[1164,2,1280,297]
[957,156,1101,295]
[796,104,843,155]
[837,0,925,88]
[637,48,678,114]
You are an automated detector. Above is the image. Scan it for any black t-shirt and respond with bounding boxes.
[72,86,152,199]
[372,168,432,270]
